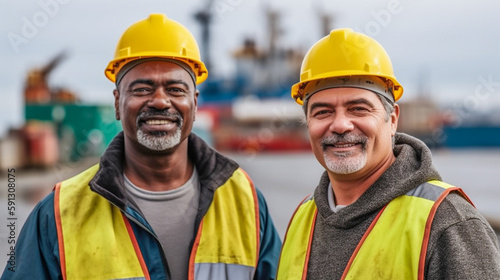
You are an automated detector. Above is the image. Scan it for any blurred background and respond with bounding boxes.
[1,0,500,266]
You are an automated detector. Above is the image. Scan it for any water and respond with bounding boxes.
[0,149,499,267]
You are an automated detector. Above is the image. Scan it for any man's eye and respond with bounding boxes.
[132,88,152,94]
[168,87,183,92]
[312,109,331,117]
[351,107,369,112]
[167,87,186,94]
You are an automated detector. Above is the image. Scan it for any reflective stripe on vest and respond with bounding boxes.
[277,180,473,280]
[54,165,259,280]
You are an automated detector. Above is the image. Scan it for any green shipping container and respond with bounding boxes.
[25,104,122,161]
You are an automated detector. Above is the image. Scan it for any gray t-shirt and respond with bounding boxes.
[124,168,200,280]
[327,183,346,213]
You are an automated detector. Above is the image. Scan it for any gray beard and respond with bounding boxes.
[324,149,367,174]
[137,128,182,151]
[321,133,368,174]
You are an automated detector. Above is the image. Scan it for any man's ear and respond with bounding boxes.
[391,103,400,136]
[113,89,120,120]
[193,89,199,121]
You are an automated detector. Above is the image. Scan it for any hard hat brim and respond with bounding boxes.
[291,73,403,105]
[105,55,208,85]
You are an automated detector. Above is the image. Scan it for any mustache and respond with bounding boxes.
[136,109,183,126]
[321,133,368,150]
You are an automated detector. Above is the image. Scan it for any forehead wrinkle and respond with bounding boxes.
[309,102,332,112]
[147,65,195,89]
[344,98,376,108]
[307,93,379,116]
[123,66,194,90]
[128,78,155,89]
[164,79,191,89]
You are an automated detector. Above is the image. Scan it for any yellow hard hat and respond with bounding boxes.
[105,14,208,85]
[291,28,403,105]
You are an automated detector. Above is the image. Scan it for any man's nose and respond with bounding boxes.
[328,112,354,135]
[147,88,171,110]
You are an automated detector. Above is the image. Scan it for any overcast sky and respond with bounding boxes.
[1,0,500,135]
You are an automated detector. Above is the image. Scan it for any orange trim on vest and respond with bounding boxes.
[241,169,261,268]
[54,182,67,280]
[277,194,315,280]
[122,214,151,280]
[188,219,204,280]
[341,204,388,280]
[283,195,314,244]
[302,209,318,280]
[417,187,473,279]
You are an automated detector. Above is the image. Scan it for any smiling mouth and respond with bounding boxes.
[136,110,183,134]
[138,117,180,134]
[323,142,361,150]
[331,143,357,148]
[144,119,174,125]
[321,133,368,151]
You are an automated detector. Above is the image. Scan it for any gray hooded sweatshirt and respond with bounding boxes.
[306,133,500,279]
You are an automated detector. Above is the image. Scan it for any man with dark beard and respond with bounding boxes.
[276,28,500,279]
[2,14,281,280]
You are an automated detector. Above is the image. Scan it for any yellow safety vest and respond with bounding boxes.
[277,180,472,280]
[54,164,259,280]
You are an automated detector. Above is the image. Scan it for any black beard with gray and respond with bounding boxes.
[136,109,184,151]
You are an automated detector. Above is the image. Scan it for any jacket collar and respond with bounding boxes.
[89,131,239,210]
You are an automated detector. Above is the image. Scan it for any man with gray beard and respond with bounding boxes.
[2,14,281,280]
[135,109,183,151]
[276,28,500,279]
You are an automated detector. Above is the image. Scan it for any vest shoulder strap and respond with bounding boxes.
[277,194,317,280]
[189,167,260,280]
[54,164,149,280]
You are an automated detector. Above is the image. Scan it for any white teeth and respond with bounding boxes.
[145,119,172,125]
[334,143,355,148]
